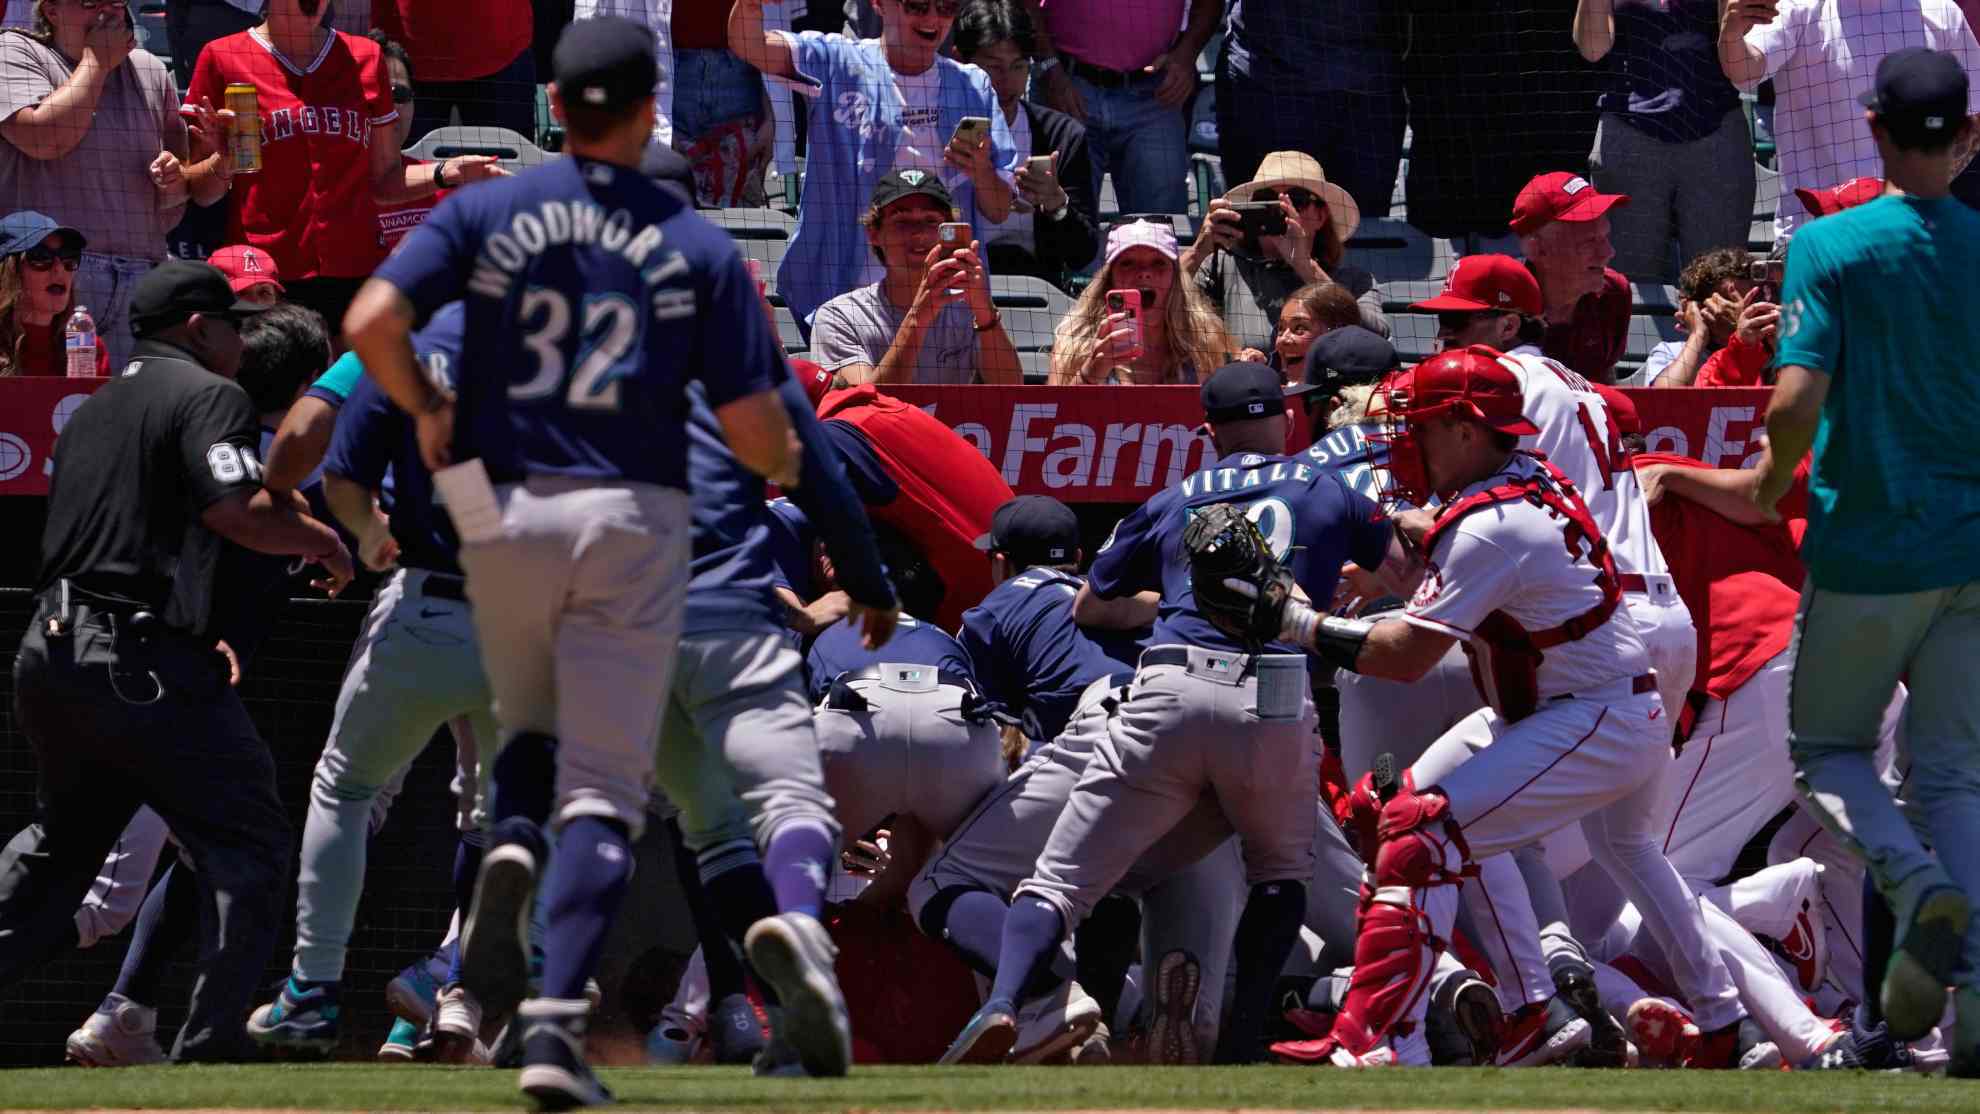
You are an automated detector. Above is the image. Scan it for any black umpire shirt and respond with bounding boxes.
[38,339,266,638]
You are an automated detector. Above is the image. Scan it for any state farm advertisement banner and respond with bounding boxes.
[0,377,104,496]
[887,385,1778,502]
[0,380,1777,501]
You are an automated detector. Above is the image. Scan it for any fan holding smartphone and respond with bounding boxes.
[1047,221,1235,386]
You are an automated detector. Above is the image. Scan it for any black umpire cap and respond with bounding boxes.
[1860,48,1970,148]
[554,16,660,114]
[1302,325,1397,394]
[1201,360,1315,424]
[129,259,270,337]
[975,495,1080,567]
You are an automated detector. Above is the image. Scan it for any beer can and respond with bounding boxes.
[224,83,262,175]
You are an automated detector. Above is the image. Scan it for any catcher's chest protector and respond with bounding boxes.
[1420,455,1624,722]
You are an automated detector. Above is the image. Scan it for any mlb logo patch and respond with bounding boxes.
[1248,401,1265,415]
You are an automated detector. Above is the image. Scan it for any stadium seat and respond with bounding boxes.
[1019,349,1053,385]
[1386,313,1442,364]
[999,306,1064,352]
[773,306,806,355]
[1625,313,1681,365]
[990,274,1075,316]
[1346,218,1453,285]
[405,126,548,172]
[707,208,798,290]
[1631,283,1679,316]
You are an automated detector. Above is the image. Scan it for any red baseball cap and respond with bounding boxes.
[792,357,833,409]
[207,244,284,295]
[1410,254,1543,316]
[1402,346,1540,436]
[1794,177,1886,217]
[1510,172,1630,236]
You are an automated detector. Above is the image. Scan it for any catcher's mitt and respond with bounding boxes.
[1184,502,1296,647]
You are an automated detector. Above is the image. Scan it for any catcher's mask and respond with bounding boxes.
[1371,347,1539,511]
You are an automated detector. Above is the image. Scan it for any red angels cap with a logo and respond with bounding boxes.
[792,357,834,409]
[1509,171,1630,235]
[207,244,286,295]
[1794,177,1886,217]
[1409,254,1543,315]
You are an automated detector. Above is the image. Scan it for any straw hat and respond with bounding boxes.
[1227,151,1360,244]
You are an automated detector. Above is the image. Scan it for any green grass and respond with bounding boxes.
[0,1063,1972,1112]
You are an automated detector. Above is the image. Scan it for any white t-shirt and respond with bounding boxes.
[1737,0,1980,236]
[1502,346,1668,578]
[1404,453,1651,710]
[855,61,950,288]
[982,106,1035,250]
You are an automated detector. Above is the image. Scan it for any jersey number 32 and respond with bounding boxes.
[508,288,641,413]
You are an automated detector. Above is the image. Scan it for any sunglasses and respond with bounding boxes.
[391,84,415,104]
[899,0,962,16]
[1255,187,1323,211]
[21,247,81,271]
[1436,310,1502,332]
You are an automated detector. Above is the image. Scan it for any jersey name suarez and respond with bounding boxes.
[1299,421,1386,502]
[1090,450,1391,655]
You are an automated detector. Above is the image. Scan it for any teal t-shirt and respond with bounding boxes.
[303,351,365,408]
[1775,194,1980,594]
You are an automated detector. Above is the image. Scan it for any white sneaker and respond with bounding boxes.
[744,912,851,1077]
[1012,981,1104,1064]
[432,983,489,1064]
[65,994,166,1067]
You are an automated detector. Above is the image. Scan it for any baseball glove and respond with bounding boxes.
[1184,502,1296,647]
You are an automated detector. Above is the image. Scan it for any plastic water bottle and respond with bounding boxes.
[65,305,97,378]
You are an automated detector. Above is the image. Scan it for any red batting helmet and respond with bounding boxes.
[1373,346,1538,508]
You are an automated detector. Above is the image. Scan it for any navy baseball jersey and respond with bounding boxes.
[762,423,900,604]
[1300,421,1386,503]
[817,420,903,506]
[686,376,894,634]
[806,615,976,704]
[763,497,818,601]
[959,567,1138,742]
[372,156,779,488]
[324,304,468,576]
[1089,450,1391,654]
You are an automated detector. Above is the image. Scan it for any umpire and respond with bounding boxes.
[0,259,352,1061]
[1752,48,1980,1070]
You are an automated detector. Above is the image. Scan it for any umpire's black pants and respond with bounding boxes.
[0,600,291,1061]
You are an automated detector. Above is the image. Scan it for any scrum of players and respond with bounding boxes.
[59,260,1935,1092]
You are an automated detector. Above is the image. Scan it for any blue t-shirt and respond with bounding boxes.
[685,377,894,633]
[323,304,468,576]
[1775,194,1980,593]
[372,156,780,488]
[1089,450,1391,654]
[1594,0,1741,144]
[805,613,976,703]
[774,33,1018,327]
[959,567,1138,742]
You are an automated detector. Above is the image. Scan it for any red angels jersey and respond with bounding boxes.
[378,156,449,255]
[1404,453,1649,715]
[187,30,397,280]
[1501,346,1669,578]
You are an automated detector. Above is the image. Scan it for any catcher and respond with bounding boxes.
[1236,349,1767,1069]
[940,361,1397,1066]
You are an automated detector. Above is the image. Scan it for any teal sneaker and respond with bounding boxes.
[246,976,341,1054]
[378,1017,419,1061]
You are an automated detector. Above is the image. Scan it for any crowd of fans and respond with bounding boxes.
[0,0,1974,391]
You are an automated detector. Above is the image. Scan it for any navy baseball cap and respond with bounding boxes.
[553,16,660,114]
[1302,325,1397,393]
[975,495,1080,567]
[1859,48,1970,147]
[870,168,956,214]
[0,210,84,257]
[128,259,269,336]
[1202,360,1314,423]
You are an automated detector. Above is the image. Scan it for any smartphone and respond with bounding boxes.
[1105,289,1144,361]
[1231,201,1287,249]
[1024,154,1054,177]
[1747,256,1784,287]
[952,116,992,149]
[939,222,972,296]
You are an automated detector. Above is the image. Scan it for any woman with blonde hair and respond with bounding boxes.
[1048,221,1232,385]
[0,211,104,377]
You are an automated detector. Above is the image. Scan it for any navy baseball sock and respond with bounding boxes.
[490,732,558,825]
[1862,872,1895,1026]
[451,829,486,926]
[1075,894,1141,1031]
[111,860,199,1006]
[763,823,834,920]
[667,822,754,1004]
[923,888,1008,976]
[538,816,633,1001]
[1215,880,1307,1064]
[987,896,1063,1006]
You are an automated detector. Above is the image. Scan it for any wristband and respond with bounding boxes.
[433,161,451,190]
[972,311,1001,333]
[1283,600,1371,673]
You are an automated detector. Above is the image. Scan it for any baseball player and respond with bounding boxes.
[645,365,902,1078]
[1248,350,1761,1069]
[245,302,503,1057]
[941,361,1392,1066]
[1749,48,1980,1068]
[345,18,806,1106]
